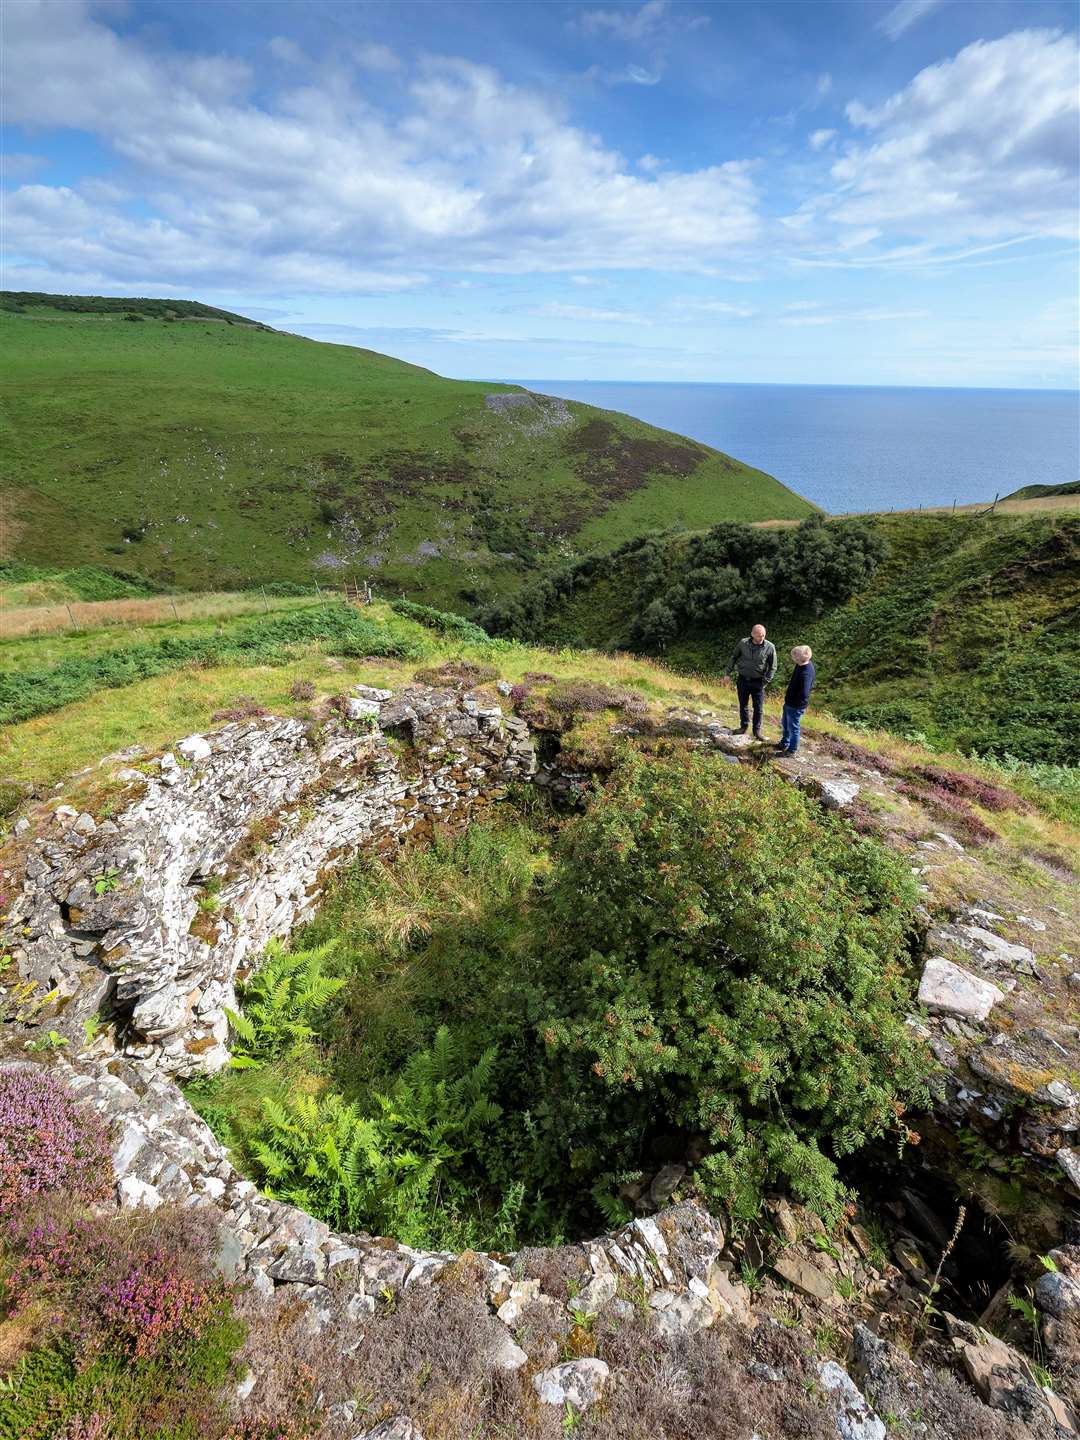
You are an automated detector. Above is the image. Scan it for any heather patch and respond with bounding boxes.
[0,1069,111,1213]
[906,763,1028,814]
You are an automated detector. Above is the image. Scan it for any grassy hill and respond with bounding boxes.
[0,295,812,609]
[1004,480,1080,501]
[480,510,1080,764]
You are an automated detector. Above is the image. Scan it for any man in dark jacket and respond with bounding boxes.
[729,623,777,739]
[778,644,815,754]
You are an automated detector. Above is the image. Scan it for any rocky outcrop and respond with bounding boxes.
[3,685,534,1075]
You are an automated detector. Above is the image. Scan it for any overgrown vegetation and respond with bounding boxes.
[481,514,885,648]
[0,1069,245,1439]
[190,750,930,1250]
[481,511,1080,765]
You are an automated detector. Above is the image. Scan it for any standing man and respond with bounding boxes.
[729,623,777,739]
[778,645,815,755]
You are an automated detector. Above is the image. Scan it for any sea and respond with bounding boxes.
[508,381,1080,515]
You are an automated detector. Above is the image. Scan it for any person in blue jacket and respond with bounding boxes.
[777,645,815,755]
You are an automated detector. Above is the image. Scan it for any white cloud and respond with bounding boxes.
[878,0,943,42]
[268,36,306,65]
[809,129,836,151]
[575,1,707,43]
[780,306,928,326]
[677,298,755,319]
[571,274,603,285]
[353,42,400,72]
[784,301,822,311]
[538,302,650,324]
[816,73,832,96]
[819,29,1079,259]
[1,152,46,180]
[1,1,760,292]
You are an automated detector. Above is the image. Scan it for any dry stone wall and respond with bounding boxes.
[4,684,535,1075]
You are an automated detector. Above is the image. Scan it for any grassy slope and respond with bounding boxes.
[492,511,1080,763]
[0,300,811,608]
[1004,480,1080,501]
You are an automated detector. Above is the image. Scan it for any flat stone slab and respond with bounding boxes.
[957,924,1035,970]
[918,958,1005,1022]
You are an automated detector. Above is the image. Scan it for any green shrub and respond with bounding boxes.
[391,598,500,648]
[535,749,930,1221]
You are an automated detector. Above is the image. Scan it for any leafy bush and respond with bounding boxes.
[546,679,647,716]
[482,515,886,651]
[535,750,930,1221]
[226,941,344,1069]
[391,598,500,648]
[0,1068,111,1213]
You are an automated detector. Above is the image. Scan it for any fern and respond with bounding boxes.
[226,939,344,1067]
[230,1025,505,1246]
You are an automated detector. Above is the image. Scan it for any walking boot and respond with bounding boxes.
[735,725,748,735]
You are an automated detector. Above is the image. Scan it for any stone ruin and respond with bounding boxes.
[2,684,1078,1436]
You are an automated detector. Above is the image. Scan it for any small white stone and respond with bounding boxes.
[1014,914,1047,932]
[118,1175,163,1210]
[345,697,381,721]
[177,734,212,763]
[533,1359,610,1411]
[1056,1148,1080,1195]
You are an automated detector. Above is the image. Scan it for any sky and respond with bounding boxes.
[2,0,1078,387]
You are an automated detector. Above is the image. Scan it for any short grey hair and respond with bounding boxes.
[791,644,812,663]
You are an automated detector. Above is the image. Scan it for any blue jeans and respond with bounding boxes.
[780,704,805,752]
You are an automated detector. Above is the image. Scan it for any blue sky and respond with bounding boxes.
[3,0,1078,387]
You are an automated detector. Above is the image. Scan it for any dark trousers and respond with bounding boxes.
[737,677,765,733]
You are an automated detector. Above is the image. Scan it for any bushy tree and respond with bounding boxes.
[536,749,930,1220]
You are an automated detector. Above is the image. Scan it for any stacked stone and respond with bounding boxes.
[3,684,535,1076]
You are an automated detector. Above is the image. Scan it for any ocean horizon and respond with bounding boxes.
[502,379,1080,515]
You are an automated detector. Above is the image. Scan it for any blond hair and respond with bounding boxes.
[791,645,812,663]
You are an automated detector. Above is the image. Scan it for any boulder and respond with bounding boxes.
[819,1360,886,1440]
[1035,1270,1080,1320]
[918,958,1004,1022]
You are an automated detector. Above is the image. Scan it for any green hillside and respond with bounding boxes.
[481,510,1080,764]
[0,296,812,609]
[1003,480,1080,500]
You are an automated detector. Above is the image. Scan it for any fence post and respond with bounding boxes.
[991,492,999,514]
[170,599,180,621]
[66,604,78,631]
